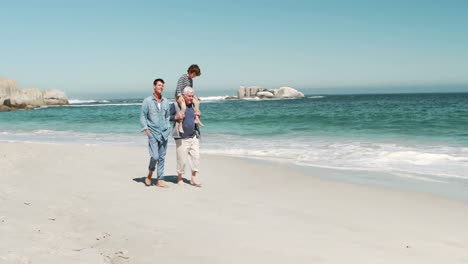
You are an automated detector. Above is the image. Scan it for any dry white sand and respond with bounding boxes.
[1,142,468,263]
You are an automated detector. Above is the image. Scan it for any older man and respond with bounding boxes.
[170,86,202,187]
[140,78,170,188]
[174,64,203,133]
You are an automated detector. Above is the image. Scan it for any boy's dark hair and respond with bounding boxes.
[153,78,165,85]
[187,64,201,76]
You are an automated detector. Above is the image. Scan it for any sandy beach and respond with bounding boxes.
[1,142,468,263]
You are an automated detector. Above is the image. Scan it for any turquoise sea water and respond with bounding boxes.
[1,92,468,199]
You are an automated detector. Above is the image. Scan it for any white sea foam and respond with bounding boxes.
[66,103,142,107]
[241,97,304,101]
[308,96,324,99]
[1,129,467,183]
[0,130,147,146]
[241,97,262,101]
[199,96,228,102]
[201,135,468,182]
[69,99,110,104]
[375,151,468,165]
[33,130,56,134]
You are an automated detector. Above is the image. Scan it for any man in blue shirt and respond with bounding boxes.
[170,86,202,187]
[140,78,170,188]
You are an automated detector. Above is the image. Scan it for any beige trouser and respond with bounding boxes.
[175,137,200,175]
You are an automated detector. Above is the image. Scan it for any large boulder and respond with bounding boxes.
[11,88,45,107]
[0,78,20,105]
[274,87,305,98]
[238,86,268,99]
[43,89,69,105]
[0,105,11,111]
[237,86,246,98]
[256,91,275,98]
[237,85,305,99]
[0,77,69,110]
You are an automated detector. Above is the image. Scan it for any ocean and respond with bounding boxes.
[1,92,468,200]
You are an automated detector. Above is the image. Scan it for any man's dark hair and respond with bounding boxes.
[153,78,165,85]
[187,64,201,76]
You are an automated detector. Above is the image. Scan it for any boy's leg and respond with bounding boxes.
[177,96,186,133]
[193,97,204,126]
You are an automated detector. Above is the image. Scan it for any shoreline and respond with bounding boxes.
[1,142,468,262]
[2,140,468,203]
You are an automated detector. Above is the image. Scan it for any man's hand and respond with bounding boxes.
[176,112,185,120]
[145,129,151,137]
[195,110,201,117]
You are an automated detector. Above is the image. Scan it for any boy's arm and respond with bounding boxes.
[169,103,184,122]
[175,77,185,97]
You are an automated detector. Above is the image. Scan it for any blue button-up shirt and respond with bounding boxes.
[140,95,170,142]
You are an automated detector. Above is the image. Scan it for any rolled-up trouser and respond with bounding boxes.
[175,137,200,175]
[148,136,168,180]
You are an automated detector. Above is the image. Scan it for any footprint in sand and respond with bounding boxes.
[103,250,130,264]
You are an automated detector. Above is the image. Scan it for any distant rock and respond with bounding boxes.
[0,105,11,111]
[0,78,20,106]
[274,87,305,98]
[237,86,268,99]
[237,85,304,99]
[256,91,275,98]
[43,89,69,105]
[12,88,45,107]
[0,78,69,110]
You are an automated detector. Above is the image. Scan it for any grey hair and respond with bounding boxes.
[183,86,194,95]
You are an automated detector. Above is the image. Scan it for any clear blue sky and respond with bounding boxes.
[1,0,468,98]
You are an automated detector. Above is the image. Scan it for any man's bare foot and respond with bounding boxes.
[156,180,168,188]
[190,181,202,187]
[190,175,202,187]
[145,172,153,186]
[177,175,184,185]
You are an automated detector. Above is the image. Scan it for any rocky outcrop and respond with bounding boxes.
[43,89,69,105]
[0,78,20,105]
[256,91,275,98]
[274,87,305,98]
[237,86,268,98]
[0,78,69,110]
[237,86,304,99]
[13,88,45,107]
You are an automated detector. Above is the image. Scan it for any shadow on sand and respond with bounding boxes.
[132,175,190,186]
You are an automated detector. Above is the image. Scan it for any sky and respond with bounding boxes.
[1,0,468,98]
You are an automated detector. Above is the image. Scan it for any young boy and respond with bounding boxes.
[175,64,203,133]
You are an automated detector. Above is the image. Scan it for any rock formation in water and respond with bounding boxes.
[237,86,305,99]
[0,78,69,110]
